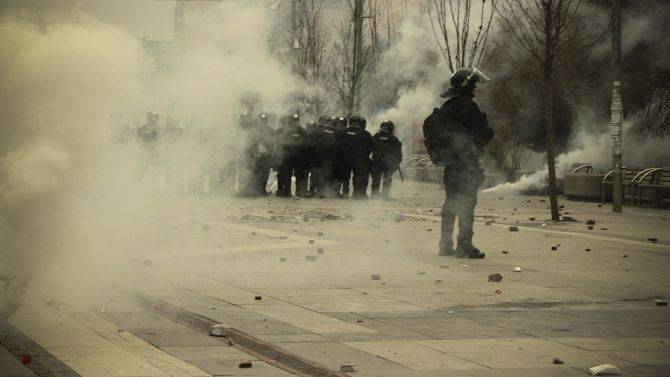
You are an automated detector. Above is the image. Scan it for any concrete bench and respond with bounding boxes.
[601,167,654,204]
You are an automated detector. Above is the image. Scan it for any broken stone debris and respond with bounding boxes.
[209,324,231,337]
[254,296,262,301]
[513,266,522,272]
[509,226,519,232]
[239,362,253,369]
[588,226,594,230]
[280,257,287,262]
[551,246,558,251]
[278,235,287,240]
[371,274,381,280]
[340,363,356,372]
[585,248,591,252]
[488,273,503,282]
[586,220,596,225]
[529,217,536,221]
[305,255,317,261]
[485,221,492,226]
[316,248,324,254]
[426,228,432,231]
[502,251,509,254]
[648,237,658,243]
[655,298,668,306]
[561,216,577,222]
[588,364,621,375]
[495,289,502,294]
[308,239,315,244]
[318,232,324,236]
[552,357,564,364]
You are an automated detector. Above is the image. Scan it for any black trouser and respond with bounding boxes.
[311,152,335,198]
[277,153,308,197]
[341,155,370,198]
[440,163,484,251]
[370,159,396,198]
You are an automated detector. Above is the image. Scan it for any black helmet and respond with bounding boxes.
[348,114,367,129]
[380,120,395,133]
[441,68,490,97]
[335,116,347,129]
[318,115,330,126]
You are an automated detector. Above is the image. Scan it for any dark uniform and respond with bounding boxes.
[310,116,339,198]
[371,121,402,200]
[437,68,494,259]
[339,115,373,199]
[332,116,349,196]
[304,121,319,197]
[275,115,308,197]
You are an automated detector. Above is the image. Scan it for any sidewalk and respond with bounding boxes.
[4,181,670,376]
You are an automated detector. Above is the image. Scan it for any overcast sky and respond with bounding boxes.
[0,0,177,37]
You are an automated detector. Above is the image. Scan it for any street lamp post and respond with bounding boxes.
[611,0,623,212]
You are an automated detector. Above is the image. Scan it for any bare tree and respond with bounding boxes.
[426,0,498,72]
[499,0,606,221]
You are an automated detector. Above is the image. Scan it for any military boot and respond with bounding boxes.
[454,238,485,259]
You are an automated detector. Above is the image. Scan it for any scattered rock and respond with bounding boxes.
[588,364,621,376]
[280,257,287,262]
[528,217,536,221]
[623,254,628,258]
[488,273,503,282]
[417,271,426,275]
[340,363,356,373]
[252,231,257,235]
[655,299,668,306]
[498,196,504,200]
[318,232,324,236]
[254,296,262,301]
[585,248,591,252]
[509,226,519,232]
[648,237,658,243]
[239,362,253,369]
[209,324,231,337]
[561,216,578,222]
[587,226,594,230]
[551,246,558,251]
[279,235,288,240]
[426,228,432,232]
[502,251,509,254]
[513,266,522,272]
[435,279,443,284]
[317,248,324,254]
[553,357,564,365]
[586,220,596,225]
[597,204,602,207]
[371,274,381,280]
[305,255,317,261]
[495,289,502,294]
[601,227,608,230]
[485,221,492,226]
[308,240,315,244]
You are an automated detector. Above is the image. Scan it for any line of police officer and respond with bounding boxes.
[238,113,402,200]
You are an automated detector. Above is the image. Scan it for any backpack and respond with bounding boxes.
[422,106,464,166]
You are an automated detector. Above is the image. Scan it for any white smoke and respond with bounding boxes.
[484,117,670,194]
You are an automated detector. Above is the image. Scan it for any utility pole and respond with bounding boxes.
[611,0,624,212]
[291,0,305,77]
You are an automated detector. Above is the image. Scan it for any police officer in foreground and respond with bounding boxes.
[371,120,402,200]
[340,115,373,199]
[332,116,349,197]
[304,120,319,197]
[275,114,308,197]
[427,68,494,259]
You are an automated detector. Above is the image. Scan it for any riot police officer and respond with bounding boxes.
[310,116,339,198]
[433,68,494,259]
[339,115,373,199]
[275,114,308,197]
[371,120,402,200]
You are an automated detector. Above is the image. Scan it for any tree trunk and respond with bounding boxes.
[543,0,560,222]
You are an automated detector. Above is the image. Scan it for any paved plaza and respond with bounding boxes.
[2,181,669,376]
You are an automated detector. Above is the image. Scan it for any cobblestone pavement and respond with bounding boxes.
[3,181,669,376]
